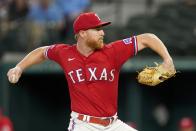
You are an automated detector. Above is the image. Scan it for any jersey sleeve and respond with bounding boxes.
[44,44,67,64]
[111,36,138,67]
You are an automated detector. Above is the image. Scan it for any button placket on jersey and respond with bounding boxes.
[84,59,90,85]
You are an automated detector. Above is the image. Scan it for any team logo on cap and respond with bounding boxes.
[123,38,132,45]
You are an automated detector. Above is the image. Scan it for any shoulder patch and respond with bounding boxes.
[123,38,132,45]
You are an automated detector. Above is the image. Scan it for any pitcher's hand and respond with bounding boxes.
[7,66,23,84]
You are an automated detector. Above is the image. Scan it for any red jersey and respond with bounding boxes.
[45,36,138,117]
[0,117,13,131]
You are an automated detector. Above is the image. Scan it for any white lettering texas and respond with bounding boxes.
[68,67,115,83]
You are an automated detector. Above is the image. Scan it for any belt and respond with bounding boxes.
[77,114,115,127]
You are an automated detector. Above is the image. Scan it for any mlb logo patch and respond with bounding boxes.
[123,38,132,45]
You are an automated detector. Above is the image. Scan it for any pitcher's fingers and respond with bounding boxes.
[9,74,18,83]
[7,69,13,77]
[8,74,14,83]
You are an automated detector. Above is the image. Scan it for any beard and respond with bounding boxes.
[86,37,104,50]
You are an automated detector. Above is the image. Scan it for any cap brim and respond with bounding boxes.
[94,22,111,28]
[100,22,111,27]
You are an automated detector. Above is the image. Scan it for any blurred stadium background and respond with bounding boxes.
[0,0,196,131]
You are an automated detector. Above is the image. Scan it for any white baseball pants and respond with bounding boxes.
[68,111,138,131]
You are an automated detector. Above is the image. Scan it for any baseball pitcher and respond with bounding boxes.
[7,12,176,131]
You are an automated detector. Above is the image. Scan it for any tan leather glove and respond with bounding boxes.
[137,63,176,86]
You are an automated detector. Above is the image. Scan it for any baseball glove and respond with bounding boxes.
[137,62,176,86]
